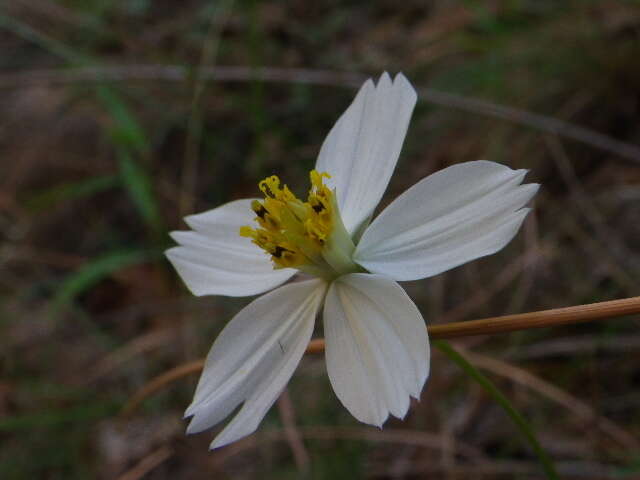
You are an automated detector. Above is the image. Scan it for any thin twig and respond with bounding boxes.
[115,445,173,480]
[180,1,234,217]
[276,389,311,473]
[212,426,485,464]
[436,296,640,337]
[437,244,550,325]
[506,210,540,314]
[1,65,639,164]
[121,360,205,416]
[546,135,639,277]
[84,328,177,384]
[307,295,640,353]
[418,86,640,165]
[560,214,638,293]
[121,296,640,414]
[460,348,640,452]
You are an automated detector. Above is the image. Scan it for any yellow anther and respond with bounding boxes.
[240,171,336,269]
[239,226,255,238]
[310,170,331,189]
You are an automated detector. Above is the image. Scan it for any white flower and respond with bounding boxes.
[166,72,539,449]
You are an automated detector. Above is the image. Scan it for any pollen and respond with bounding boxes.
[240,170,336,270]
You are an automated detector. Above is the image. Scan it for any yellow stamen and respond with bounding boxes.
[240,170,336,270]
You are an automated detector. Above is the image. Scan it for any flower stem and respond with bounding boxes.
[435,340,559,480]
[121,296,640,415]
[305,295,640,353]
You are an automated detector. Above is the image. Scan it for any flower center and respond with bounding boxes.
[240,170,362,280]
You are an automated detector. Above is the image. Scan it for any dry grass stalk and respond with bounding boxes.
[122,296,640,415]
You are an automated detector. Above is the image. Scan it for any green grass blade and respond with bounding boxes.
[96,86,149,154]
[434,340,559,480]
[117,148,163,233]
[95,86,163,233]
[0,13,87,64]
[0,14,163,235]
[23,175,119,212]
[53,249,151,307]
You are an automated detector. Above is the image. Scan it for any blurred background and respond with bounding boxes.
[2,1,640,478]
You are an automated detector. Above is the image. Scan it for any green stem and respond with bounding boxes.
[434,340,559,480]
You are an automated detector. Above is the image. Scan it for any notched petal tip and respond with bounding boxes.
[183,403,197,419]
[392,72,418,102]
[393,71,409,83]
[377,71,392,86]
[528,182,541,195]
[167,230,197,248]
[164,245,178,260]
[185,418,201,436]
[210,435,233,451]
[360,77,375,94]
[373,416,387,430]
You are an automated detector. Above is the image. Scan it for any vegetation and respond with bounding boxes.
[1,1,639,478]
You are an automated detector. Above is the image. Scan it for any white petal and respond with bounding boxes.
[185,279,327,449]
[323,274,429,427]
[315,72,417,235]
[354,161,539,281]
[166,198,295,297]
